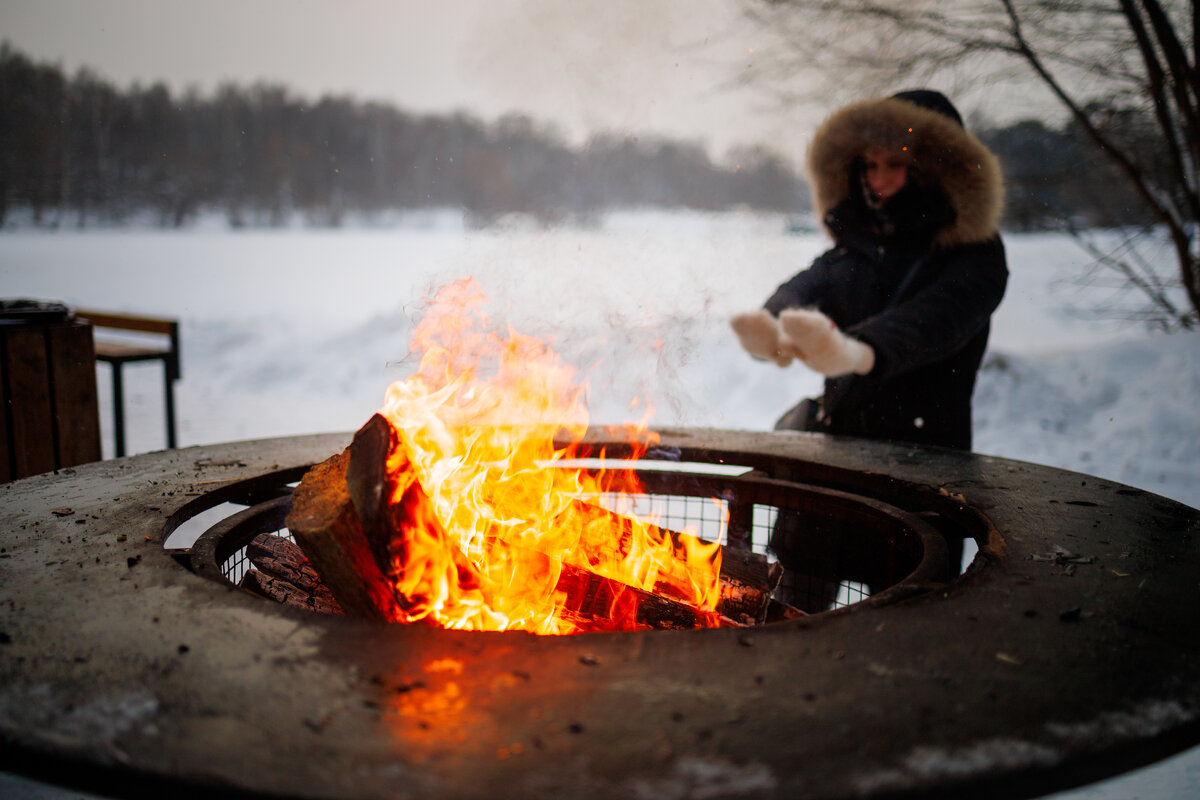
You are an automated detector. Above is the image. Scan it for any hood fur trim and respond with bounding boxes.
[807,97,1004,247]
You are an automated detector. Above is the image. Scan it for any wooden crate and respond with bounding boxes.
[1,313,102,483]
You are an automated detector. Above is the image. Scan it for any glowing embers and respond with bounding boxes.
[285,280,779,634]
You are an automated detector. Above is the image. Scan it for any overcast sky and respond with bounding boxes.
[0,0,828,163]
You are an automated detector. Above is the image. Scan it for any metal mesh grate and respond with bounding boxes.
[201,479,888,618]
[586,492,869,610]
[588,491,730,548]
[748,502,868,608]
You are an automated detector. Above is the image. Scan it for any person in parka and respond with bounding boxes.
[732,89,1007,451]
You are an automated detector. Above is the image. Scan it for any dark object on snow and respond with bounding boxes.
[0,298,100,482]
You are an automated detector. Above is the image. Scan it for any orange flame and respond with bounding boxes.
[376,278,722,634]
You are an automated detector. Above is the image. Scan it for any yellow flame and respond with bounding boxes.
[376,279,722,634]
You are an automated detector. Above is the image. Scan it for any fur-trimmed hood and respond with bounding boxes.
[807,96,1004,247]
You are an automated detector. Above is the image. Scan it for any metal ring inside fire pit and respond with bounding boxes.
[185,464,951,620]
[1,428,1198,800]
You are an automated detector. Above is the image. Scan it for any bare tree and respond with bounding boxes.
[741,0,1199,330]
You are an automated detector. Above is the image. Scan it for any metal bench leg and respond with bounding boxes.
[111,363,127,458]
[163,368,177,449]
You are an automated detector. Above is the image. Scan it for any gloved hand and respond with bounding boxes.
[778,308,875,377]
[730,310,794,367]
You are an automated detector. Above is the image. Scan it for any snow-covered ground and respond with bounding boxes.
[1,211,1197,798]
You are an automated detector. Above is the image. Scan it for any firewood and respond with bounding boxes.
[715,546,784,624]
[238,569,343,615]
[553,560,726,631]
[549,497,781,624]
[245,533,309,585]
[287,414,462,623]
[344,412,391,568]
[284,442,401,622]
[246,533,341,608]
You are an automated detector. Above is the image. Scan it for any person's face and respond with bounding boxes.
[863,147,910,202]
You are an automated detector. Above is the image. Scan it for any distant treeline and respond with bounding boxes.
[0,44,1156,231]
[0,44,805,229]
[980,116,1161,232]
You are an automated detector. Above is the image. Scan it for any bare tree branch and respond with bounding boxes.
[1139,0,1200,217]
[1122,0,1200,223]
[1002,1,1179,226]
[1065,222,1190,326]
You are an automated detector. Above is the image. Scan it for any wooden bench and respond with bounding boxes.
[74,309,181,458]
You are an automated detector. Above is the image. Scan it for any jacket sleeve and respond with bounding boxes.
[762,248,840,316]
[847,237,1008,381]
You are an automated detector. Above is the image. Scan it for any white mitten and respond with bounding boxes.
[730,310,794,367]
[778,308,875,377]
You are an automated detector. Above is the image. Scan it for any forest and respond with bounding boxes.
[0,43,1154,231]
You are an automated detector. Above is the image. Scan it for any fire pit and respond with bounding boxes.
[2,428,1198,799]
[187,425,949,626]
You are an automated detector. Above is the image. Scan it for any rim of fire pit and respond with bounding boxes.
[182,462,952,622]
[2,428,1198,800]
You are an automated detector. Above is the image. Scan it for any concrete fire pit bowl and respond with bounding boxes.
[1,429,1197,799]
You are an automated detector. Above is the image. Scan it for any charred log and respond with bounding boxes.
[243,533,343,614]
[718,546,786,624]
[554,561,725,631]
[239,569,343,615]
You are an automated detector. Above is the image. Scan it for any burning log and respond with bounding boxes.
[550,496,782,624]
[553,560,724,631]
[287,414,782,632]
[718,547,785,625]
[286,415,490,624]
[284,445,402,622]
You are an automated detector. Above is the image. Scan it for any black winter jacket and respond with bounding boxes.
[764,96,1008,449]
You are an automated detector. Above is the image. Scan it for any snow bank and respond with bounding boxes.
[975,333,1200,509]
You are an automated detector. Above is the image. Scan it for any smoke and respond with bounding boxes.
[463,0,791,158]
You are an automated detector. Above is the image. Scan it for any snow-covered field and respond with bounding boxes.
[2,211,1194,508]
[1,211,1197,798]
